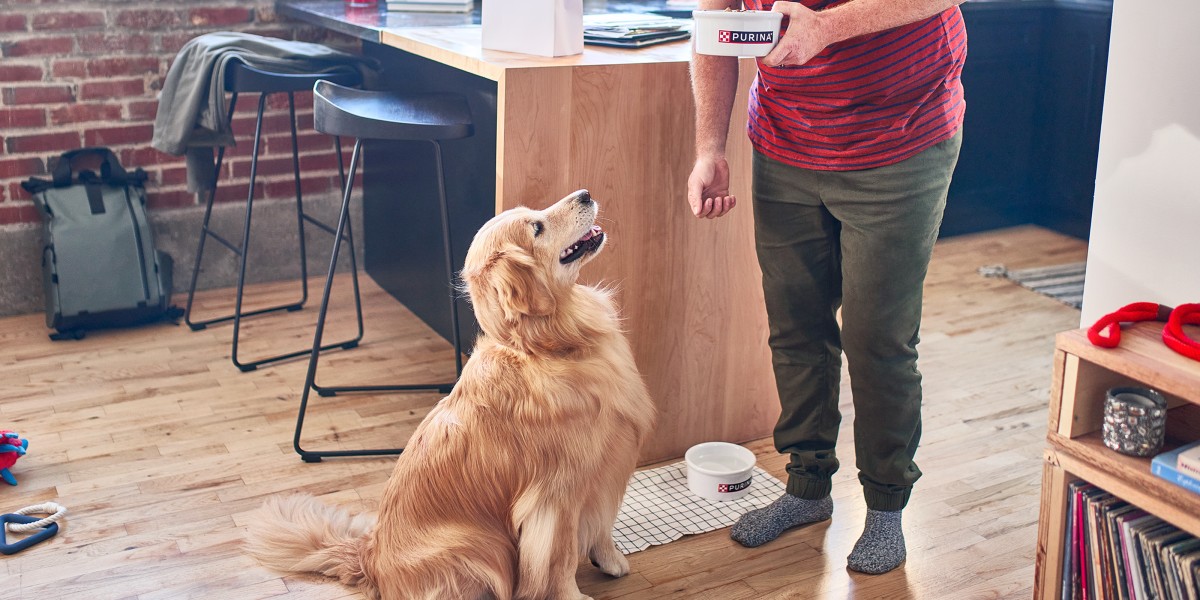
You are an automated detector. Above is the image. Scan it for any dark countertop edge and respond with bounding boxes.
[277,2,382,43]
[276,0,1115,45]
[963,0,1113,13]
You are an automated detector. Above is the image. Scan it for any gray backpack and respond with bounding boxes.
[22,147,179,340]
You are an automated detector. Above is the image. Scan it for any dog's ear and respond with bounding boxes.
[466,248,556,320]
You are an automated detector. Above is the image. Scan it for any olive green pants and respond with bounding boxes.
[751,131,962,511]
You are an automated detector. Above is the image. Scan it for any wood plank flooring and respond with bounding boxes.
[0,225,1086,599]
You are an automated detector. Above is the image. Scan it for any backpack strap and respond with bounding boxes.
[51,147,127,188]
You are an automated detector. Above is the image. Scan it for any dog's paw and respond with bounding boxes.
[588,546,630,578]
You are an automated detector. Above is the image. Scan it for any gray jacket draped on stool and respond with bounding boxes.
[151,32,375,193]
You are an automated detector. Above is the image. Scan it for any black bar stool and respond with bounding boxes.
[293,80,473,462]
[183,61,365,372]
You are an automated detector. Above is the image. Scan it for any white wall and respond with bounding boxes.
[1080,0,1200,325]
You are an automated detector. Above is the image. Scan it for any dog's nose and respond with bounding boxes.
[575,189,592,205]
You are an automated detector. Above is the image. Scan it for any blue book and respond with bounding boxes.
[1151,443,1200,495]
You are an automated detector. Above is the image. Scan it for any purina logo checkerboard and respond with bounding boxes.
[717,477,752,493]
[717,30,775,44]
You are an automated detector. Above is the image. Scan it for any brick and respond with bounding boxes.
[159,32,200,56]
[1,36,74,58]
[127,99,160,121]
[254,5,279,24]
[49,103,123,126]
[245,27,294,42]
[0,203,41,225]
[146,189,196,210]
[266,131,332,154]
[0,157,45,180]
[0,64,43,82]
[6,131,80,154]
[157,166,189,187]
[230,156,296,179]
[264,93,313,112]
[31,11,105,31]
[77,33,152,54]
[0,14,26,33]
[120,147,173,168]
[51,60,86,78]
[298,153,342,173]
[78,78,145,101]
[188,7,253,27]
[114,9,180,30]
[2,85,75,105]
[87,57,160,78]
[265,175,332,199]
[83,124,153,147]
[231,113,296,139]
[213,181,264,203]
[0,107,46,130]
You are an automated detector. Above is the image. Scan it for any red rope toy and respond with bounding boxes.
[1088,302,1200,361]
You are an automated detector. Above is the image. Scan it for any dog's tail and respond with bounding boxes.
[245,494,377,592]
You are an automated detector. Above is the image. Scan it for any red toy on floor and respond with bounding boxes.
[0,431,27,486]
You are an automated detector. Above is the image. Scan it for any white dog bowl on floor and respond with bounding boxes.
[685,442,757,501]
[692,10,783,57]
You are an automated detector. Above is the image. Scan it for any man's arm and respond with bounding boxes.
[687,0,743,219]
[765,0,967,67]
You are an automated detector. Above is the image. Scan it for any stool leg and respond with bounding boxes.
[229,93,271,372]
[184,93,239,331]
[432,140,464,376]
[287,91,310,309]
[330,135,365,351]
[295,139,396,462]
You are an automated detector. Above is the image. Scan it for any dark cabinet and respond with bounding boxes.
[942,0,1112,239]
[1032,5,1112,239]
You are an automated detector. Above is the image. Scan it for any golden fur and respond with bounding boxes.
[246,190,657,600]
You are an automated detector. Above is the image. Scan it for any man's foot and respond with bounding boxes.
[847,509,906,574]
[730,493,833,548]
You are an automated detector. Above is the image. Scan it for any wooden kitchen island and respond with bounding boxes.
[280,1,777,464]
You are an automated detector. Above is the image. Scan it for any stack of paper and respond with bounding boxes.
[583,14,691,48]
[385,0,472,13]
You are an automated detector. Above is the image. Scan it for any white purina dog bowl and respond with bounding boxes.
[692,10,783,57]
[685,442,757,501]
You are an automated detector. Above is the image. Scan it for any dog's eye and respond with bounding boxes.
[531,221,544,237]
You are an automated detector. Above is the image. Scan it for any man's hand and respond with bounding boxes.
[763,1,833,68]
[687,155,737,219]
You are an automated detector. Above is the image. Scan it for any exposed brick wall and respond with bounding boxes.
[0,1,360,226]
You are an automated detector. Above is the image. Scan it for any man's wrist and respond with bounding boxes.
[695,146,726,161]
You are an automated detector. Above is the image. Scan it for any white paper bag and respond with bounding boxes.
[481,0,584,57]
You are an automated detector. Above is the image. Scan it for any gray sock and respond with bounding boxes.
[847,509,906,574]
[730,493,833,548]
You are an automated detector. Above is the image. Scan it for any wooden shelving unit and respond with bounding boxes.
[1034,323,1200,598]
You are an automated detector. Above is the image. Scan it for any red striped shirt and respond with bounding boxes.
[744,0,967,170]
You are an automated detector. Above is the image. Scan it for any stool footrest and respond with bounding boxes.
[187,301,304,330]
[313,382,455,397]
[232,333,364,372]
[298,447,404,463]
[205,229,242,255]
[301,213,345,237]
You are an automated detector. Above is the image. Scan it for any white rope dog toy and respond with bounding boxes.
[6,502,67,533]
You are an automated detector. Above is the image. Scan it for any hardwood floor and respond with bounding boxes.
[0,225,1086,599]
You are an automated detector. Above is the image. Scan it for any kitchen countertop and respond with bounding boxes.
[277,0,701,43]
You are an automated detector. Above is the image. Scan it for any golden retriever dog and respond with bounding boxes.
[246,190,656,600]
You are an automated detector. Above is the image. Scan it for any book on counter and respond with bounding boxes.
[385,0,472,13]
[583,14,691,49]
[1151,441,1200,495]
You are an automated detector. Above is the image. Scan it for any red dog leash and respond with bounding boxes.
[1164,303,1200,360]
[1088,302,1200,361]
